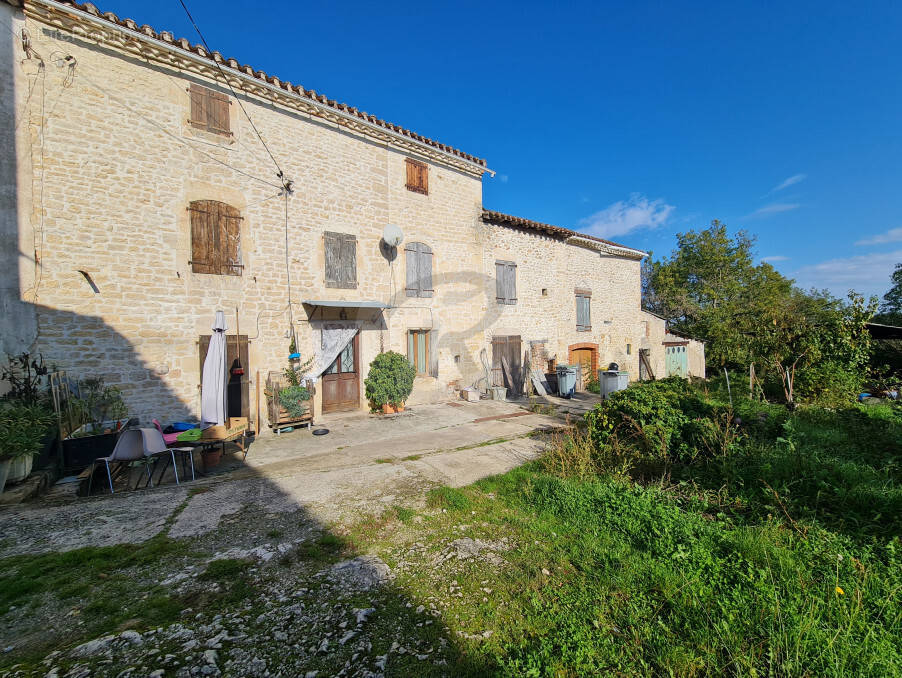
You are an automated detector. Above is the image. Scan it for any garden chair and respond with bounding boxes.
[139,427,196,487]
[88,428,150,494]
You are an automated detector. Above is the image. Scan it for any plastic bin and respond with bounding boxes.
[600,370,629,399]
[556,364,578,398]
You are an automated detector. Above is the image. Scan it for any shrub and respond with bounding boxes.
[279,385,311,418]
[0,402,55,460]
[584,379,735,467]
[364,351,415,410]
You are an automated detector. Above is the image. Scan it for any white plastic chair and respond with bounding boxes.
[138,428,196,486]
[90,428,150,494]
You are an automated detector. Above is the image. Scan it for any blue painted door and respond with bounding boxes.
[665,345,688,378]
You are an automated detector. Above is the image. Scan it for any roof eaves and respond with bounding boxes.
[24,0,488,171]
[482,209,647,259]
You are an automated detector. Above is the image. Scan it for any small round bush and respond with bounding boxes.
[364,351,416,410]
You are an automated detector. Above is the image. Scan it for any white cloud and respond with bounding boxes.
[792,249,902,298]
[579,193,675,238]
[761,255,789,262]
[771,173,806,192]
[747,202,800,218]
[855,227,902,246]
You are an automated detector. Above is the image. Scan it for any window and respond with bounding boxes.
[626,343,632,355]
[576,289,591,331]
[188,200,242,275]
[324,231,357,288]
[188,83,231,136]
[407,330,430,375]
[495,260,517,305]
[405,158,428,194]
[405,242,433,297]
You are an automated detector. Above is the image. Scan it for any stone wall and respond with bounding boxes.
[3,4,702,427]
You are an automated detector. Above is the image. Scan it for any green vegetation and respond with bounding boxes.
[0,401,55,461]
[364,351,416,410]
[278,385,311,418]
[391,380,901,676]
[645,222,876,405]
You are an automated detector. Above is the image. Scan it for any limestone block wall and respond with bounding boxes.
[479,222,646,383]
[8,13,484,424]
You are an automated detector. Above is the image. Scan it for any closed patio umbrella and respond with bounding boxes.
[201,310,228,428]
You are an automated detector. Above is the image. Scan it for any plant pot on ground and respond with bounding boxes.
[364,351,415,414]
[0,402,55,492]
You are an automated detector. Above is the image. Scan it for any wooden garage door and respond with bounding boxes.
[491,335,523,397]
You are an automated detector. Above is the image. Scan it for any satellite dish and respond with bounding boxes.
[382,223,403,248]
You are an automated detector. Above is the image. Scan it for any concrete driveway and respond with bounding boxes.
[0,397,571,557]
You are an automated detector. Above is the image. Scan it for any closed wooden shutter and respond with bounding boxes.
[189,200,242,275]
[208,90,230,135]
[495,261,516,304]
[405,242,433,297]
[405,243,419,297]
[188,83,231,136]
[405,158,428,194]
[340,233,357,288]
[188,83,206,130]
[576,291,591,331]
[325,231,357,288]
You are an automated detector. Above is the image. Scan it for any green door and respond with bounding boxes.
[665,345,688,378]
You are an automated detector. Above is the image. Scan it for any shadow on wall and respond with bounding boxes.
[29,305,197,424]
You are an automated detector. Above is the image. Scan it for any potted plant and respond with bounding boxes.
[0,402,55,492]
[279,385,312,419]
[62,378,131,471]
[364,351,415,414]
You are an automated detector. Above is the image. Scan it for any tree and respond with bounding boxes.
[649,221,877,405]
[875,262,902,325]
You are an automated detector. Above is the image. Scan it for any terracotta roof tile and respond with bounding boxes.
[482,209,646,257]
[24,0,486,168]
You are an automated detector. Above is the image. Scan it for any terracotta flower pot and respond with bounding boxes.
[381,403,405,414]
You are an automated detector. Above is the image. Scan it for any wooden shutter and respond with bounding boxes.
[418,243,433,297]
[324,232,341,287]
[220,203,242,275]
[188,84,230,136]
[340,233,357,288]
[207,90,230,135]
[188,83,207,130]
[405,158,428,194]
[405,243,419,297]
[189,200,242,275]
[496,261,516,305]
[576,289,591,330]
[325,232,357,288]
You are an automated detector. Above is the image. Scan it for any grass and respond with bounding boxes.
[387,386,902,676]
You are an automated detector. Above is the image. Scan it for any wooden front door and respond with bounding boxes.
[572,348,593,391]
[491,335,523,397]
[198,334,249,420]
[322,333,360,413]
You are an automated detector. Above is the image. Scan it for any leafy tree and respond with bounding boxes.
[874,262,902,325]
[648,221,877,405]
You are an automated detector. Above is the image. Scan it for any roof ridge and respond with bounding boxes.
[21,0,486,168]
[482,209,646,256]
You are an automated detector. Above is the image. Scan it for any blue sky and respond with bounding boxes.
[102,1,902,299]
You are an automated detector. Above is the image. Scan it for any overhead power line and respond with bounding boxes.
[176,0,286,185]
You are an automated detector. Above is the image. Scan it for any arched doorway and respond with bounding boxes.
[568,342,598,391]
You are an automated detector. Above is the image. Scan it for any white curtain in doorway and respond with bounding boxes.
[303,322,360,384]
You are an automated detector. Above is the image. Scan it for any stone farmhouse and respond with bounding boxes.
[1,0,704,428]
